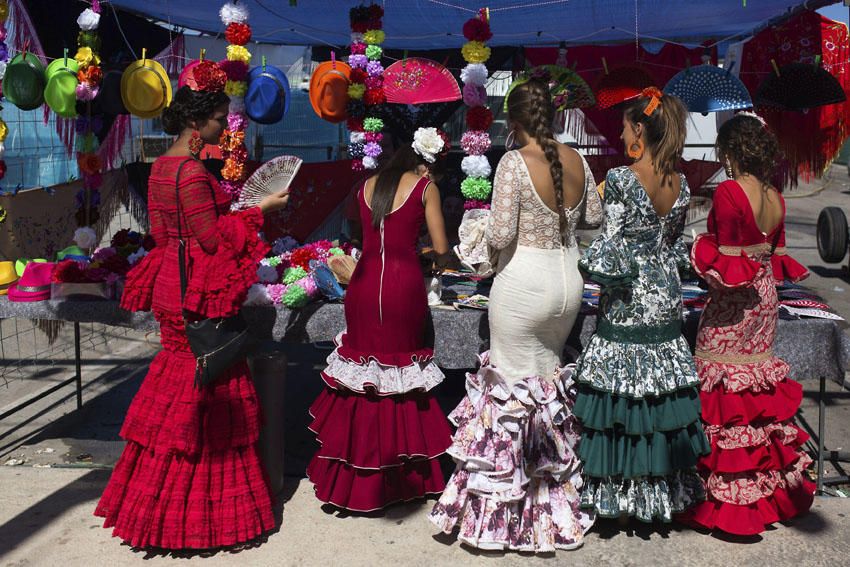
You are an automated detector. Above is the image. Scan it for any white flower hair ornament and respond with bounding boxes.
[412,127,446,164]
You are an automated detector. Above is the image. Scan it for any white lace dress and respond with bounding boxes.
[429,150,600,552]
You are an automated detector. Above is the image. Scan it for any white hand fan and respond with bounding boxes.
[235,155,303,209]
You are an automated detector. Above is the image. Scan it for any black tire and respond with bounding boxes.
[817,207,848,263]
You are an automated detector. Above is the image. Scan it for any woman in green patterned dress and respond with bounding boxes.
[574,88,710,524]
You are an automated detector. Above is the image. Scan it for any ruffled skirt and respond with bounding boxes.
[94,316,275,549]
[574,332,710,522]
[306,332,452,512]
[429,353,594,552]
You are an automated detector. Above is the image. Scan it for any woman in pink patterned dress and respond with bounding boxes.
[685,112,814,535]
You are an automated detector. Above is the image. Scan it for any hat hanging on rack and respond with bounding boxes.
[755,59,847,112]
[383,57,461,104]
[3,47,46,111]
[245,57,292,125]
[594,64,654,110]
[309,58,351,123]
[120,49,172,119]
[664,61,752,115]
[44,50,80,118]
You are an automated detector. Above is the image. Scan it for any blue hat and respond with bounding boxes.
[664,64,752,115]
[245,64,291,125]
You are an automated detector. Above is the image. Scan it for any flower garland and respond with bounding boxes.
[0,0,9,183]
[74,1,104,229]
[247,238,355,308]
[459,9,493,208]
[348,4,385,171]
[218,1,252,200]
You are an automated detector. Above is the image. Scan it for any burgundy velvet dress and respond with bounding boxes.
[307,176,452,511]
[95,156,275,549]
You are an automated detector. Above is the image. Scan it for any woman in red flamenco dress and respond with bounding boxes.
[94,69,291,549]
[684,112,815,536]
[307,128,453,511]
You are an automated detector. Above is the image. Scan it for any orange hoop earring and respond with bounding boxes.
[627,139,644,160]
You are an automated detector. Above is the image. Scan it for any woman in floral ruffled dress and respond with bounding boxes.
[574,88,710,524]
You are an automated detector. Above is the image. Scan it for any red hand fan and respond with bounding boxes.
[384,58,461,104]
[594,65,655,109]
[780,299,831,310]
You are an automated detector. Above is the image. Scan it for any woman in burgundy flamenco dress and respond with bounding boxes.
[307,128,453,511]
[95,74,290,549]
[684,113,815,536]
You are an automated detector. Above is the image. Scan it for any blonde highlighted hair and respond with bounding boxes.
[623,91,688,185]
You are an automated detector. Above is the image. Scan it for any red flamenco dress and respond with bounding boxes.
[307,176,452,512]
[95,157,274,549]
[685,180,814,535]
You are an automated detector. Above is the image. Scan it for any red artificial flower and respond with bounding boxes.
[367,18,382,30]
[463,17,493,42]
[364,87,386,105]
[0,160,6,181]
[100,253,131,276]
[225,22,252,46]
[193,60,227,93]
[231,145,248,164]
[77,153,102,176]
[53,260,87,284]
[290,247,317,271]
[347,117,364,132]
[111,229,131,248]
[219,59,249,82]
[437,129,451,156]
[351,21,370,33]
[350,68,368,84]
[78,65,103,86]
[466,106,494,131]
[368,4,384,20]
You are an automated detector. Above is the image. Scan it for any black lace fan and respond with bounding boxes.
[755,62,846,111]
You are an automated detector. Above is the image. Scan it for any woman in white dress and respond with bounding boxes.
[430,77,600,552]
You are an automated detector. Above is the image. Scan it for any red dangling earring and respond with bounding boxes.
[627,139,644,160]
[188,130,204,158]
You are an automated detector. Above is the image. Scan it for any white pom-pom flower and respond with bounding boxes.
[362,156,378,169]
[243,283,272,306]
[77,8,101,31]
[0,61,7,81]
[460,63,488,86]
[350,131,366,144]
[0,143,5,159]
[127,248,148,266]
[461,155,492,178]
[220,1,250,25]
[257,264,279,284]
[73,227,97,249]
[412,127,445,164]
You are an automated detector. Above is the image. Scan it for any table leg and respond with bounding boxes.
[818,374,825,495]
[74,322,82,410]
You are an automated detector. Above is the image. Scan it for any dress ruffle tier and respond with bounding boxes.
[691,233,809,288]
[574,334,710,523]
[429,353,594,552]
[307,334,451,512]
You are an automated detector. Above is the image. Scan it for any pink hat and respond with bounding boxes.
[8,262,55,302]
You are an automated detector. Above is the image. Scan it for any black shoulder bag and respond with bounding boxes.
[174,159,255,388]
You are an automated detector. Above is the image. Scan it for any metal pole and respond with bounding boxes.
[74,322,82,410]
[818,374,826,494]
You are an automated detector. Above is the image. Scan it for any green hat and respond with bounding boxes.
[56,245,88,261]
[3,52,46,111]
[15,258,47,277]
[44,57,80,118]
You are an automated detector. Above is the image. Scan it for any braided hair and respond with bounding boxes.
[506,78,568,241]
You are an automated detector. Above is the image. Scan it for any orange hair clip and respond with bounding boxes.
[641,86,663,116]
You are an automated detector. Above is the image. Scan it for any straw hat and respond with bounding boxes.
[246,64,291,125]
[309,61,351,123]
[120,53,172,119]
[44,57,80,118]
[0,261,17,296]
[3,52,46,111]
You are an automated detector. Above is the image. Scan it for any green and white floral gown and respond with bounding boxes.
[574,166,710,523]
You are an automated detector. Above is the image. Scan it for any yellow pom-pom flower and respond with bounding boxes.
[224,80,248,97]
[363,30,386,45]
[226,44,252,63]
[74,47,100,68]
[0,119,8,143]
[0,1,8,21]
[347,83,366,100]
[461,41,491,64]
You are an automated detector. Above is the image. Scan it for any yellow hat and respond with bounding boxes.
[120,52,172,119]
[0,261,18,295]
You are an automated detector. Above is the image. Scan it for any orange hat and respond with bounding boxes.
[309,61,351,123]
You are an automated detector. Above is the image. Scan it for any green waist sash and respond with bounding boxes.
[596,318,682,344]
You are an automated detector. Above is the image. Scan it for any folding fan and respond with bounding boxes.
[383,58,461,104]
[755,62,847,111]
[312,262,345,301]
[502,65,595,112]
[235,155,303,210]
[664,64,752,115]
[594,65,654,109]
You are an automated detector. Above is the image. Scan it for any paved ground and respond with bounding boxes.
[1,164,850,565]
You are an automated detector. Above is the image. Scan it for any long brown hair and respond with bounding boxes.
[369,144,429,229]
[506,78,568,241]
[623,91,688,185]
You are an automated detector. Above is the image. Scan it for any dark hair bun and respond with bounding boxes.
[160,86,230,135]
[716,114,780,184]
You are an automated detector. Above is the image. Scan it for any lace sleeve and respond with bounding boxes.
[486,152,521,250]
[578,154,602,229]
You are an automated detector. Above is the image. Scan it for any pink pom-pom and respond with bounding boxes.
[228,112,248,131]
[300,276,319,297]
[351,42,367,55]
[220,179,242,198]
[461,130,492,156]
[364,75,383,90]
[76,83,98,101]
[364,132,383,143]
[463,83,487,107]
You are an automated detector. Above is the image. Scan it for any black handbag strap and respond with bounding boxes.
[173,158,219,305]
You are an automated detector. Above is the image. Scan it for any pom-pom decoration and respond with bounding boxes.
[460,63,488,86]
[220,1,250,25]
[460,177,493,200]
[461,155,492,178]
[466,105,493,131]
[74,1,103,228]
[225,22,252,46]
[349,4,385,170]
